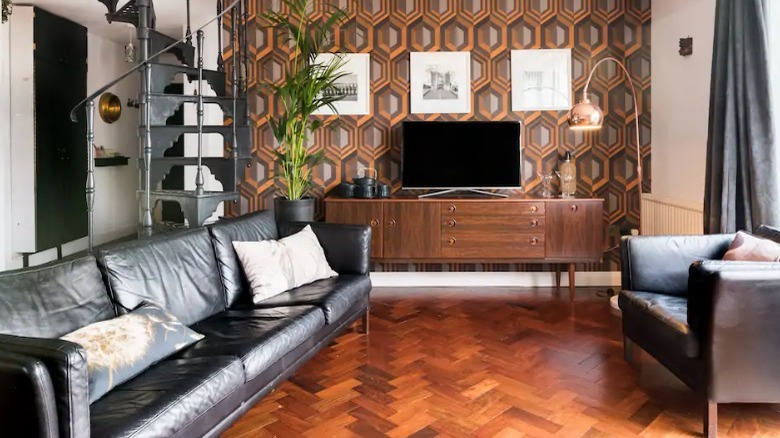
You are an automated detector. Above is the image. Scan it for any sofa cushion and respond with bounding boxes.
[61,304,204,403]
[251,275,371,324]
[89,356,244,438]
[619,290,699,358]
[177,306,325,381]
[209,210,280,308]
[0,256,114,338]
[98,228,225,326]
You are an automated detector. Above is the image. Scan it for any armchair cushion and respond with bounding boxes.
[620,234,734,295]
[619,290,699,358]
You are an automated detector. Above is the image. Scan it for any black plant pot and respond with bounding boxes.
[274,197,315,223]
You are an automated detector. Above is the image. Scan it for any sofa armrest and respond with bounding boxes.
[620,234,734,294]
[0,351,59,438]
[0,335,90,438]
[688,260,780,401]
[278,222,371,275]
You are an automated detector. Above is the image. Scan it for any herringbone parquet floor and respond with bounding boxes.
[222,288,780,437]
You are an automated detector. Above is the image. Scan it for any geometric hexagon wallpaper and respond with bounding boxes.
[226,0,652,271]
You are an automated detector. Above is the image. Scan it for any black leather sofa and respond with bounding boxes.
[618,226,780,438]
[0,210,372,438]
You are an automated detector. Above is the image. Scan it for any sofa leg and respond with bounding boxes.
[624,336,640,364]
[705,401,717,437]
[359,309,370,335]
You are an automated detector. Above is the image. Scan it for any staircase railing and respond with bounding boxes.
[70,0,244,250]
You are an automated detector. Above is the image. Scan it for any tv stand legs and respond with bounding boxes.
[568,263,576,301]
[554,264,562,288]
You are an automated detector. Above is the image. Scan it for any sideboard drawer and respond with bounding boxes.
[441,201,545,217]
[441,232,545,259]
[441,215,545,233]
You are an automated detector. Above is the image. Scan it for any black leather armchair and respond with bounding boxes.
[619,231,780,438]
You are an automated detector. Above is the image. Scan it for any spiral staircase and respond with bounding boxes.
[71,0,251,249]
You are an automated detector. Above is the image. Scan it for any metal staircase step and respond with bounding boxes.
[147,125,252,158]
[149,94,247,125]
[150,29,194,67]
[140,190,238,227]
[149,62,226,96]
[104,0,156,28]
[146,156,251,189]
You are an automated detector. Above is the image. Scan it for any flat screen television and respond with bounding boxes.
[402,121,522,190]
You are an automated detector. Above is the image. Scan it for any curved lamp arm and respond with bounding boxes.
[577,56,644,234]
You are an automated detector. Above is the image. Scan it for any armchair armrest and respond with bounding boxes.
[688,260,780,401]
[0,351,59,438]
[278,222,371,275]
[620,234,734,294]
[0,335,90,438]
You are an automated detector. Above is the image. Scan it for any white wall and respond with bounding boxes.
[0,13,140,269]
[0,21,11,270]
[651,0,717,206]
[88,33,140,244]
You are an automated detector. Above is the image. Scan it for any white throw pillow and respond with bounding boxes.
[233,225,338,303]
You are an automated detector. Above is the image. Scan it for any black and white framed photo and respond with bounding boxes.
[511,49,572,111]
[410,51,471,114]
[313,53,370,116]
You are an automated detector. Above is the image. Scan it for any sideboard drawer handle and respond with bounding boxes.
[530,237,539,246]
[530,219,539,228]
[387,219,396,228]
[570,204,579,213]
[370,219,379,227]
[447,204,457,213]
[530,205,538,212]
[448,237,457,246]
[447,219,457,228]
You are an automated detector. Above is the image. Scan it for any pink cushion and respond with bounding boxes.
[723,231,780,262]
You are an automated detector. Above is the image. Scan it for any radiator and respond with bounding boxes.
[641,194,704,235]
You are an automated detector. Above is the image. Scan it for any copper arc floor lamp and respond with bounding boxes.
[567,57,644,309]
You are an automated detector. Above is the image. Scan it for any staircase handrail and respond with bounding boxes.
[70,0,240,122]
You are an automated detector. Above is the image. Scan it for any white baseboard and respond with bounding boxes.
[369,271,621,288]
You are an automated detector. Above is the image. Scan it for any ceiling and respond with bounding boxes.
[18,0,218,43]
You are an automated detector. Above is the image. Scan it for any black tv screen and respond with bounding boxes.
[402,121,522,189]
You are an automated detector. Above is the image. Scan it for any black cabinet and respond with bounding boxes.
[32,8,88,250]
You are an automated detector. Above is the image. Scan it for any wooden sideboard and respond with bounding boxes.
[325,197,605,300]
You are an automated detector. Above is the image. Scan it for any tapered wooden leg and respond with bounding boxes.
[568,263,576,301]
[705,401,718,438]
[624,336,640,364]
[554,264,562,288]
[359,308,370,335]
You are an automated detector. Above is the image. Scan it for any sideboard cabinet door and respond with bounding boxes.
[383,202,441,259]
[325,201,384,259]
[545,201,604,260]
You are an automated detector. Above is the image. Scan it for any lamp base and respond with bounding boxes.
[610,294,620,310]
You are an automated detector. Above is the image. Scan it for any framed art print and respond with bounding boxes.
[410,51,471,114]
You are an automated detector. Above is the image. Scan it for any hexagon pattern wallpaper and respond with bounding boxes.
[225,0,652,271]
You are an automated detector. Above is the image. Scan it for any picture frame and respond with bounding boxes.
[410,51,472,114]
[313,53,371,116]
[511,49,572,111]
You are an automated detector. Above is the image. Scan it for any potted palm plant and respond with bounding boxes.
[2,0,12,23]
[261,0,350,222]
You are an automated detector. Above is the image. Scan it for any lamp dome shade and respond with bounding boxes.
[568,99,604,130]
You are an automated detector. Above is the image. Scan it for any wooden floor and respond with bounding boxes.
[222,288,780,437]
